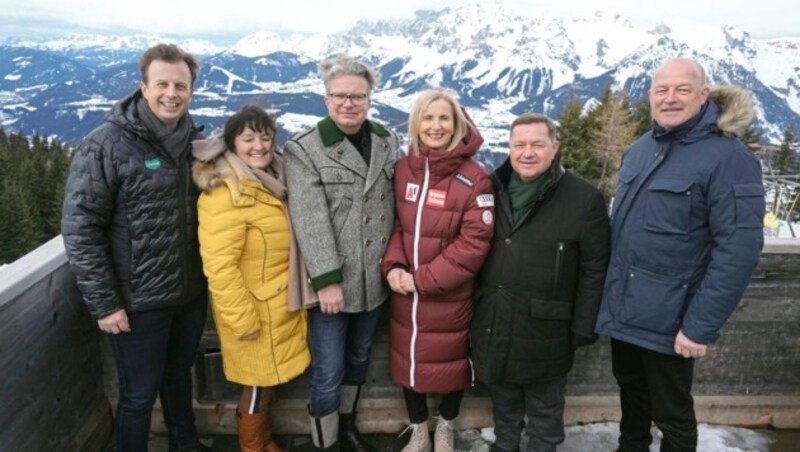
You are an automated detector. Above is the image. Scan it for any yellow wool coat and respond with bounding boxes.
[195,153,310,387]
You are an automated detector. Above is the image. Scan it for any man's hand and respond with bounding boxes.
[387,268,408,295]
[97,309,131,335]
[674,330,707,358]
[318,283,345,315]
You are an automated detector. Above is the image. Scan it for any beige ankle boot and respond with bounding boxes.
[432,416,454,452]
[400,422,431,452]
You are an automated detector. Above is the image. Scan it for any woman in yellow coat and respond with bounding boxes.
[193,105,313,452]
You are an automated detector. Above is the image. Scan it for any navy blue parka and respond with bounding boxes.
[595,86,765,355]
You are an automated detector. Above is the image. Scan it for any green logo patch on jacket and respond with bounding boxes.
[144,158,161,171]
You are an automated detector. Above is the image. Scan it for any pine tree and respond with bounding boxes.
[0,179,39,264]
[0,128,74,262]
[740,124,763,152]
[776,123,797,174]
[630,95,652,138]
[589,87,637,200]
[557,96,599,180]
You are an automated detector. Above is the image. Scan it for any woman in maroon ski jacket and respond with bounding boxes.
[381,89,494,451]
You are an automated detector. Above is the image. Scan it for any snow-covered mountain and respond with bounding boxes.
[1,1,799,162]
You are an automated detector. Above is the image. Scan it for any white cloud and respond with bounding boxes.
[0,0,796,38]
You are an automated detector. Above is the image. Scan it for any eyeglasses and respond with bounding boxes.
[328,92,369,106]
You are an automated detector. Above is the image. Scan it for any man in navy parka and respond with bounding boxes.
[595,58,765,452]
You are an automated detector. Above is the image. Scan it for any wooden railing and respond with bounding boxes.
[1,237,798,449]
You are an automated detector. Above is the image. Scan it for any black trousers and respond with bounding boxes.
[486,376,567,452]
[402,386,464,423]
[611,339,697,452]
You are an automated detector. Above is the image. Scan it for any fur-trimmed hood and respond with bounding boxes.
[708,85,755,138]
[192,151,253,194]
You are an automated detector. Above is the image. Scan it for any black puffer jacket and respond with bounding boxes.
[61,91,206,319]
[470,158,610,384]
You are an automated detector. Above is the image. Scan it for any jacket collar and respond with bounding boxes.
[317,116,391,147]
[494,154,565,191]
[650,85,755,144]
[493,155,565,231]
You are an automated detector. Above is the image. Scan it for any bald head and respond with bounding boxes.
[649,58,710,130]
[653,58,707,87]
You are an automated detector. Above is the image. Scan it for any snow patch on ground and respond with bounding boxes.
[461,423,774,452]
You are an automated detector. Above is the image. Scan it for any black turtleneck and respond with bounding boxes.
[345,122,372,167]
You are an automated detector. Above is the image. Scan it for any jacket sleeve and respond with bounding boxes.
[283,139,343,291]
[381,217,409,277]
[571,188,611,348]
[413,173,495,296]
[60,134,123,320]
[681,145,765,345]
[197,186,260,338]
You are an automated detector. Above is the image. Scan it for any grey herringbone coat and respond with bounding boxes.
[284,116,400,313]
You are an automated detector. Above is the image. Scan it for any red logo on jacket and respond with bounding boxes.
[426,189,447,208]
[405,183,420,202]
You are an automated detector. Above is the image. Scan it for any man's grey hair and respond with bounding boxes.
[318,54,380,93]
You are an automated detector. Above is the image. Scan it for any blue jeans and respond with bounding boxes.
[107,296,207,452]
[307,306,382,416]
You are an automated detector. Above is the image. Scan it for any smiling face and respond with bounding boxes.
[324,74,370,134]
[418,98,456,151]
[649,59,710,130]
[140,59,193,130]
[509,122,559,182]
[233,126,274,171]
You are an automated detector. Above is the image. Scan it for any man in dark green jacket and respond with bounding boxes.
[471,113,610,452]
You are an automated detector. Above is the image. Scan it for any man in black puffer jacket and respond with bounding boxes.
[471,113,610,452]
[62,44,209,452]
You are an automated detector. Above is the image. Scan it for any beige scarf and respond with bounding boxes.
[193,136,318,311]
[248,155,319,311]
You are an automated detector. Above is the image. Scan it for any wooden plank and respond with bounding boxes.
[0,264,112,451]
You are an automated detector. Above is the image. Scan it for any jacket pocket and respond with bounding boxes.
[250,279,288,302]
[320,167,356,184]
[643,179,694,234]
[734,183,765,229]
[530,299,572,321]
[620,265,688,334]
[610,168,636,220]
[552,241,579,300]
[330,197,353,240]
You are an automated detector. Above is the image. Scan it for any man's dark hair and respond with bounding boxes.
[223,105,277,152]
[510,113,559,142]
[139,43,200,86]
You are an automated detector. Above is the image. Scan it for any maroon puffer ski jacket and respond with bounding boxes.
[381,124,494,393]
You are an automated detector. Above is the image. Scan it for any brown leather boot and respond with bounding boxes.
[237,409,267,452]
[264,439,286,452]
[263,397,285,452]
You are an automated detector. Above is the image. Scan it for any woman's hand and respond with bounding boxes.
[387,268,408,295]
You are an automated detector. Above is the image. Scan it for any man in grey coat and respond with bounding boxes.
[284,55,400,452]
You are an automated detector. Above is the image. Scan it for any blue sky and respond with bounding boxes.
[0,0,796,40]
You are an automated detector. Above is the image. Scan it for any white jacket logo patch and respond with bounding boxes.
[477,194,494,208]
[405,183,420,202]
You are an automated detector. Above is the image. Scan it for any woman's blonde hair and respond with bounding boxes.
[408,89,469,154]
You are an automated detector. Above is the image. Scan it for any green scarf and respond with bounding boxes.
[508,171,550,223]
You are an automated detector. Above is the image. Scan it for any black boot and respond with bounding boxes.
[337,385,375,452]
[338,412,375,452]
